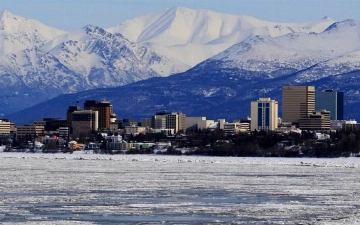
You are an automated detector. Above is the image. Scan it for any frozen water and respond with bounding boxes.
[0,153,359,224]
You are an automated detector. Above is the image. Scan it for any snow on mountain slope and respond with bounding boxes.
[0,10,65,55]
[107,7,334,68]
[294,50,360,83]
[204,20,360,78]
[42,25,187,85]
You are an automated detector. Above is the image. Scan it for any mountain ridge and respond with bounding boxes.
[2,7,360,124]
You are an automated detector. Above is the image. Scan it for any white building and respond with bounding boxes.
[198,119,216,130]
[153,112,186,133]
[186,117,207,132]
[251,98,278,131]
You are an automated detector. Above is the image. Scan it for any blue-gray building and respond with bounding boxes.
[315,90,344,120]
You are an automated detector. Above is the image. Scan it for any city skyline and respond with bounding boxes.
[1,0,360,31]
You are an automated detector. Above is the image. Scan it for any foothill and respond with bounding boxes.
[0,86,359,157]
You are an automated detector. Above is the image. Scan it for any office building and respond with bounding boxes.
[298,110,330,130]
[141,118,152,128]
[16,124,44,143]
[186,117,207,132]
[84,100,115,129]
[152,111,186,133]
[71,110,98,136]
[125,126,147,134]
[282,86,315,123]
[251,98,278,131]
[67,106,81,127]
[315,90,344,120]
[0,120,11,134]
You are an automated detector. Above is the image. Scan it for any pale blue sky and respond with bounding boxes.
[1,0,359,31]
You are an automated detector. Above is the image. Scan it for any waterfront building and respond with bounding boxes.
[124,126,147,134]
[141,118,152,127]
[16,124,44,144]
[186,117,208,132]
[315,90,344,120]
[67,106,81,127]
[223,122,238,135]
[71,110,98,136]
[282,86,315,123]
[84,100,115,129]
[152,111,186,133]
[298,110,330,130]
[250,98,278,131]
[0,120,11,134]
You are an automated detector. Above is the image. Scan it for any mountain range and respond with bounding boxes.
[2,7,360,124]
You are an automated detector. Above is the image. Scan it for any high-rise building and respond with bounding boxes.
[250,98,278,131]
[84,100,115,129]
[71,110,98,136]
[282,86,315,123]
[315,90,344,120]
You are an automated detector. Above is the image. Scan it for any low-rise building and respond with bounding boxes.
[16,124,45,144]
[0,120,11,134]
[298,110,330,130]
[125,126,146,134]
[223,122,240,135]
[331,120,360,131]
[186,117,207,132]
[197,119,216,130]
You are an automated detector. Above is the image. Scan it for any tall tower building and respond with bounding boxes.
[282,86,315,123]
[84,100,113,129]
[71,110,99,136]
[251,98,278,131]
[315,90,344,120]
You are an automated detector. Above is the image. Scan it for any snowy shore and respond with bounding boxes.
[0,153,359,224]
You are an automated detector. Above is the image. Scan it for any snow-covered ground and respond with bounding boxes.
[0,153,359,224]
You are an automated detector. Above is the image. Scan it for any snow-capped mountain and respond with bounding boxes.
[0,10,65,55]
[0,10,185,115]
[8,17,360,124]
[42,25,186,86]
[107,7,335,68]
[197,19,360,79]
[3,7,360,123]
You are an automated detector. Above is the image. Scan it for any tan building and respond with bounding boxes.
[0,120,11,134]
[298,110,330,130]
[16,124,44,143]
[251,98,278,131]
[125,126,146,134]
[282,86,315,123]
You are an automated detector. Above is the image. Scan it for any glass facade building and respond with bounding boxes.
[315,90,344,120]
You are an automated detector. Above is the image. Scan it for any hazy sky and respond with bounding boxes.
[1,0,359,31]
